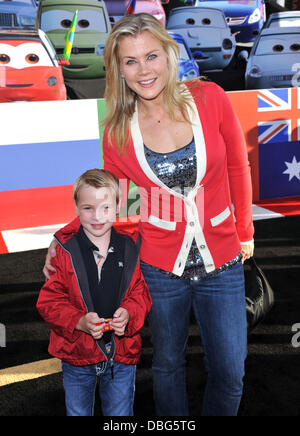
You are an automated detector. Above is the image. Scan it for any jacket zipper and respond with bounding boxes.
[108,241,141,376]
[54,237,111,363]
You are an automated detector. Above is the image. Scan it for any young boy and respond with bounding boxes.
[36,169,151,416]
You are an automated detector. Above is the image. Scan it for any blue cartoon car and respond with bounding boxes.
[244,26,300,89]
[0,0,37,28]
[169,31,200,81]
[167,6,236,71]
[194,0,266,43]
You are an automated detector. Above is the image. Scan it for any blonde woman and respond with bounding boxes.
[44,13,254,416]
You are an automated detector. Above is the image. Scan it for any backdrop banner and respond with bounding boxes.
[0,88,299,253]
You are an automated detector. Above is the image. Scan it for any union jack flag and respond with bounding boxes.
[126,0,136,14]
[257,89,291,112]
[257,88,300,144]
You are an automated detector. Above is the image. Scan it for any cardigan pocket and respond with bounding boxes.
[210,206,231,227]
[148,214,177,231]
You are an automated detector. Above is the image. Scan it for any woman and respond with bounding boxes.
[44,13,254,416]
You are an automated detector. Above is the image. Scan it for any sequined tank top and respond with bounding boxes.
[144,138,241,281]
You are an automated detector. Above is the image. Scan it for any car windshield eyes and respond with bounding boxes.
[25,54,39,64]
[61,19,72,28]
[185,17,211,25]
[273,44,284,52]
[290,43,300,51]
[0,54,10,64]
[186,18,195,25]
[272,43,300,52]
[78,19,89,28]
[60,18,90,29]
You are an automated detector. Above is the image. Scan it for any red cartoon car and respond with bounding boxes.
[0,28,67,102]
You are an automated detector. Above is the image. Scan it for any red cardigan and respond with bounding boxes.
[103,80,254,276]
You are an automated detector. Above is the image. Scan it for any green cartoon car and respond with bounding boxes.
[36,0,111,79]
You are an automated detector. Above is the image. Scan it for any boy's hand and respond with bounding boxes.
[111,308,130,336]
[76,312,105,340]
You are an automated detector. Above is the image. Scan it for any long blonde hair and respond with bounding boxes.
[102,13,194,153]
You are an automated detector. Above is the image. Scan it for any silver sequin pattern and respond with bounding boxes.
[144,139,241,281]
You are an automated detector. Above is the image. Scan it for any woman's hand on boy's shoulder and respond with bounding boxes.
[43,239,58,280]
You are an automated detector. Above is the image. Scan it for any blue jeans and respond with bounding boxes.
[61,360,136,416]
[140,260,247,416]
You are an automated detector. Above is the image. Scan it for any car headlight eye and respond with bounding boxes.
[48,76,57,86]
[96,45,105,56]
[223,39,233,50]
[248,8,261,24]
[182,69,198,81]
[249,66,262,78]
[20,15,35,26]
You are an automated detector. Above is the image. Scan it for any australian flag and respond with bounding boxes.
[259,140,300,199]
[257,88,300,200]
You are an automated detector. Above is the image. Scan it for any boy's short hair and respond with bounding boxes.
[73,169,120,205]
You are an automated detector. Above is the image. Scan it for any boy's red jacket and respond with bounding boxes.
[36,221,152,366]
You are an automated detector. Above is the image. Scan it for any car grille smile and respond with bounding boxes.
[226,16,247,26]
[55,47,95,55]
[6,84,33,88]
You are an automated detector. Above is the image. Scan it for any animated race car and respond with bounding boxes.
[36,0,111,79]
[0,28,67,102]
[168,31,200,81]
[194,0,266,43]
[244,26,300,89]
[167,6,236,71]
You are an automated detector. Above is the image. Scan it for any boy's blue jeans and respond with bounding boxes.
[140,260,247,416]
[61,360,136,416]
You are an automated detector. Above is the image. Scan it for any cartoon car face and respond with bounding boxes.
[36,0,111,80]
[133,0,166,27]
[166,6,236,71]
[0,0,37,29]
[194,0,266,43]
[244,27,300,89]
[168,31,200,81]
[0,29,66,102]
